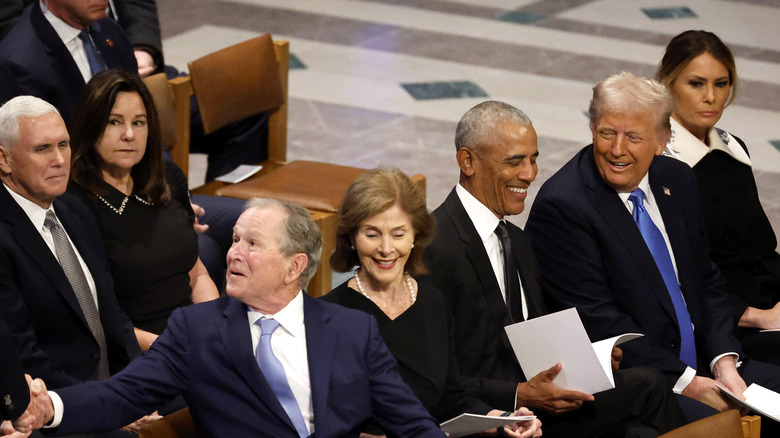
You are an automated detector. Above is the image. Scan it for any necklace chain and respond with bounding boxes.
[95,193,153,215]
[354,267,416,305]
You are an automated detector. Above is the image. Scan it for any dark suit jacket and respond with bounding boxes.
[524,145,742,382]
[54,294,444,438]
[0,1,136,122]
[424,188,546,410]
[0,314,28,421]
[0,187,140,389]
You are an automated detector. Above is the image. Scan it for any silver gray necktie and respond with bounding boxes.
[44,210,110,379]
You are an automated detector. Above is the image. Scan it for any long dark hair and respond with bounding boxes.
[70,69,171,204]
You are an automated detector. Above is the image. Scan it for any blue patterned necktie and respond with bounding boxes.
[628,188,697,369]
[256,318,308,437]
[78,28,106,77]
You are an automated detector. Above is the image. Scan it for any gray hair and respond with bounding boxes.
[244,198,323,289]
[0,96,60,147]
[589,71,673,139]
[455,100,533,152]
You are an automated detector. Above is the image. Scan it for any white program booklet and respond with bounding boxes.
[504,308,643,394]
[716,382,780,422]
[440,413,535,438]
[214,164,263,183]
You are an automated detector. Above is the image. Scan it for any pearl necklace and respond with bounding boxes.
[354,268,416,305]
[95,194,153,215]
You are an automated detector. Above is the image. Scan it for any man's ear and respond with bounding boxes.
[284,253,308,286]
[457,147,476,177]
[0,145,12,175]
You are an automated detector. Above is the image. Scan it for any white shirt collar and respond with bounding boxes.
[456,183,501,243]
[665,118,752,167]
[246,290,305,338]
[616,174,656,210]
[2,183,54,232]
[41,0,82,45]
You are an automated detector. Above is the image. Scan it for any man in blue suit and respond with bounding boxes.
[40,198,445,437]
[525,72,780,428]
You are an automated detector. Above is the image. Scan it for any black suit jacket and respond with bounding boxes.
[55,295,444,438]
[0,187,140,389]
[424,188,546,409]
[525,145,741,382]
[0,1,136,122]
[0,314,28,421]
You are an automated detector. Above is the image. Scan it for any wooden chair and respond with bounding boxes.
[742,415,761,438]
[138,408,195,438]
[154,35,290,179]
[659,409,744,438]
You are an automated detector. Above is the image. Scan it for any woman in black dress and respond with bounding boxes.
[322,168,541,438]
[657,30,780,364]
[68,70,219,351]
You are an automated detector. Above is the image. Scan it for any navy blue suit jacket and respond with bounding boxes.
[0,313,28,421]
[54,294,445,438]
[525,145,742,381]
[0,2,136,122]
[0,187,140,389]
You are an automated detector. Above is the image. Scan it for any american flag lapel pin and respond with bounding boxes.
[663,187,671,196]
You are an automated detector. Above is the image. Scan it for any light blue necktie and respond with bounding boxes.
[256,318,308,438]
[628,188,697,369]
[78,28,106,77]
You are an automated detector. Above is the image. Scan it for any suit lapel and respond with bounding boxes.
[580,148,677,322]
[0,189,87,325]
[30,2,85,89]
[217,298,297,435]
[303,295,336,437]
[443,191,515,351]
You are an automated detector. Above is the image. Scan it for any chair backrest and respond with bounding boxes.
[142,73,194,177]
[188,34,289,164]
[138,408,195,438]
[659,409,743,438]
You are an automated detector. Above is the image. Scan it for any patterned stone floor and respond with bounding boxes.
[158,0,780,237]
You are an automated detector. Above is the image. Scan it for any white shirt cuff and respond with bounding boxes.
[710,352,740,372]
[672,367,697,394]
[43,390,64,429]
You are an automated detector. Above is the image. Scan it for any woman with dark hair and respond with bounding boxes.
[657,30,780,364]
[322,168,541,438]
[68,70,218,351]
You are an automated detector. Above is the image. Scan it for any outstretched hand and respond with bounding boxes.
[516,363,594,414]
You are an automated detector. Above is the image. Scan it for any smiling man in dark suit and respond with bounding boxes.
[424,100,688,438]
[37,198,444,438]
[525,72,780,430]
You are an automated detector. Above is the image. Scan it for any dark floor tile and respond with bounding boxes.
[495,11,547,25]
[642,7,698,20]
[401,81,489,100]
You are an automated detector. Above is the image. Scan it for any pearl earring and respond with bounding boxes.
[411,243,415,249]
[350,245,355,250]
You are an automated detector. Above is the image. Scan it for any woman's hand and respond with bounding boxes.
[134,327,159,351]
[483,408,542,437]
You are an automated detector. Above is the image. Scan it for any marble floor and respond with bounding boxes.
[158,0,780,235]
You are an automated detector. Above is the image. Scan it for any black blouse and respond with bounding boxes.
[322,280,491,428]
[68,161,198,334]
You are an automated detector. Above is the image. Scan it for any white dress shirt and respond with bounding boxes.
[456,184,528,320]
[619,176,738,393]
[247,292,313,435]
[41,0,92,83]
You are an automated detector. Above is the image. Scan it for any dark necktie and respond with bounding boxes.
[78,28,106,77]
[628,189,697,369]
[495,221,523,322]
[44,211,110,379]
[256,319,308,438]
